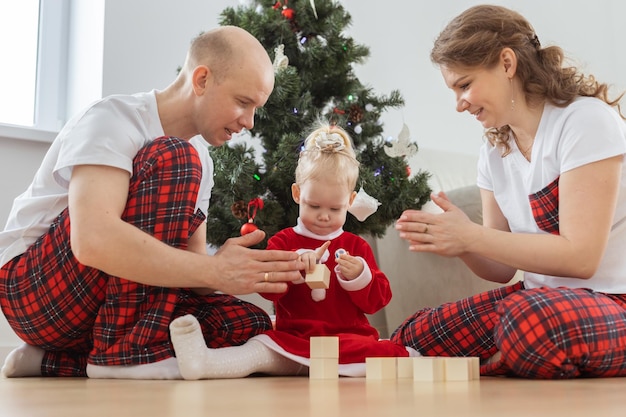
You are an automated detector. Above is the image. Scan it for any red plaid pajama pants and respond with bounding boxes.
[0,136,272,376]
[390,281,626,379]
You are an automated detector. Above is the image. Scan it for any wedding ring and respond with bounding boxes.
[264,272,269,282]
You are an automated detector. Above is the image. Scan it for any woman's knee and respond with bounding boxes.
[494,288,626,378]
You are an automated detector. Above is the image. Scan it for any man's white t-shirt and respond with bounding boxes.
[477,97,626,293]
[0,90,214,267]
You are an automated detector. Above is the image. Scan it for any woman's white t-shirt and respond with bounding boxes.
[477,97,626,293]
[0,90,214,267]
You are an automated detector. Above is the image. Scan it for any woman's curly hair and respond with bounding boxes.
[430,4,624,155]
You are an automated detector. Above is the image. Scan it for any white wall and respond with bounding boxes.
[0,0,625,345]
[344,0,626,155]
[101,0,626,156]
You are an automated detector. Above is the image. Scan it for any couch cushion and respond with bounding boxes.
[377,185,504,333]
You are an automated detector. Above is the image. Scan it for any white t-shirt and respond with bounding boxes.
[0,90,214,267]
[477,97,626,293]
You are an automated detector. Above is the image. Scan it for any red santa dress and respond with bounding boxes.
[252,218,416,377]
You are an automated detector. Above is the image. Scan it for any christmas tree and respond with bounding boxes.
[206,0,431,248]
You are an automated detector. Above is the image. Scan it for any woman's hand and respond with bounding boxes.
[395,191,478,257]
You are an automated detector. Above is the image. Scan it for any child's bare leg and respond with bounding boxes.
[170,314,303,380]
[1,343,45,378]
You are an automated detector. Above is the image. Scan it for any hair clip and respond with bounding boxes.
[530,33,541,49]
[313,131,346,152]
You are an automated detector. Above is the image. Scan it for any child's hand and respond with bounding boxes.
[336,252,364,280]
[301,241,331,274]
[300,251,317,274]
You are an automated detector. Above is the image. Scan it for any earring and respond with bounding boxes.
[510,78,515,111]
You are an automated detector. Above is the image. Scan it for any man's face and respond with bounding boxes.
[195,63,274,147]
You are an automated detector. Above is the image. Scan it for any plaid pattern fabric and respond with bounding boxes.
[391,281,626,379]
[390,282,522,359]
[0,137,272,376]
[486,287,626,378]
[1,209,110,376]
[529,176,560,235]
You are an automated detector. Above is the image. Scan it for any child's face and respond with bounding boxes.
[292,178,356,236]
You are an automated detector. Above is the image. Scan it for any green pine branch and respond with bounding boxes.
[206,0,431,248]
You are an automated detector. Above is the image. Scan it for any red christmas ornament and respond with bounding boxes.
[240,220,258,235]
[240,197,264,235]
[281,7,295,20]
[273,1,295,20]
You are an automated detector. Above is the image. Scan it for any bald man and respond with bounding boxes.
[0,26,304,379]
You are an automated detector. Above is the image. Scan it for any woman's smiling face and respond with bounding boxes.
[441,62,513,129]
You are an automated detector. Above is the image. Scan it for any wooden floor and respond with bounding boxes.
[1,373,625,417]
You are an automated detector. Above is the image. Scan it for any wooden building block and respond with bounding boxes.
[468,357,480,380]
[310,336,339,359]
[444,357,476,381]
[412,357,445,382]
[396,357,415,379]
[305,264,331,289]
[365,357,397,380]
[309,358,338,379]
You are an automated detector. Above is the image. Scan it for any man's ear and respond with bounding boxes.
[348,190,357,206]
[501,47,517,77]
[291,183,301,204]
[192,65,211,95]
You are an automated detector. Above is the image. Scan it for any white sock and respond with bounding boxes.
[86,357,182,380]
[170,314,303,380]
[1,343,45,378]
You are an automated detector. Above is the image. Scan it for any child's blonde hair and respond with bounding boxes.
[295,122,360,191]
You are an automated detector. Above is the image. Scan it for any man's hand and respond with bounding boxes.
[212,229,305,295]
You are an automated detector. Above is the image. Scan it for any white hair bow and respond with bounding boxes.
[314,132,345,152]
